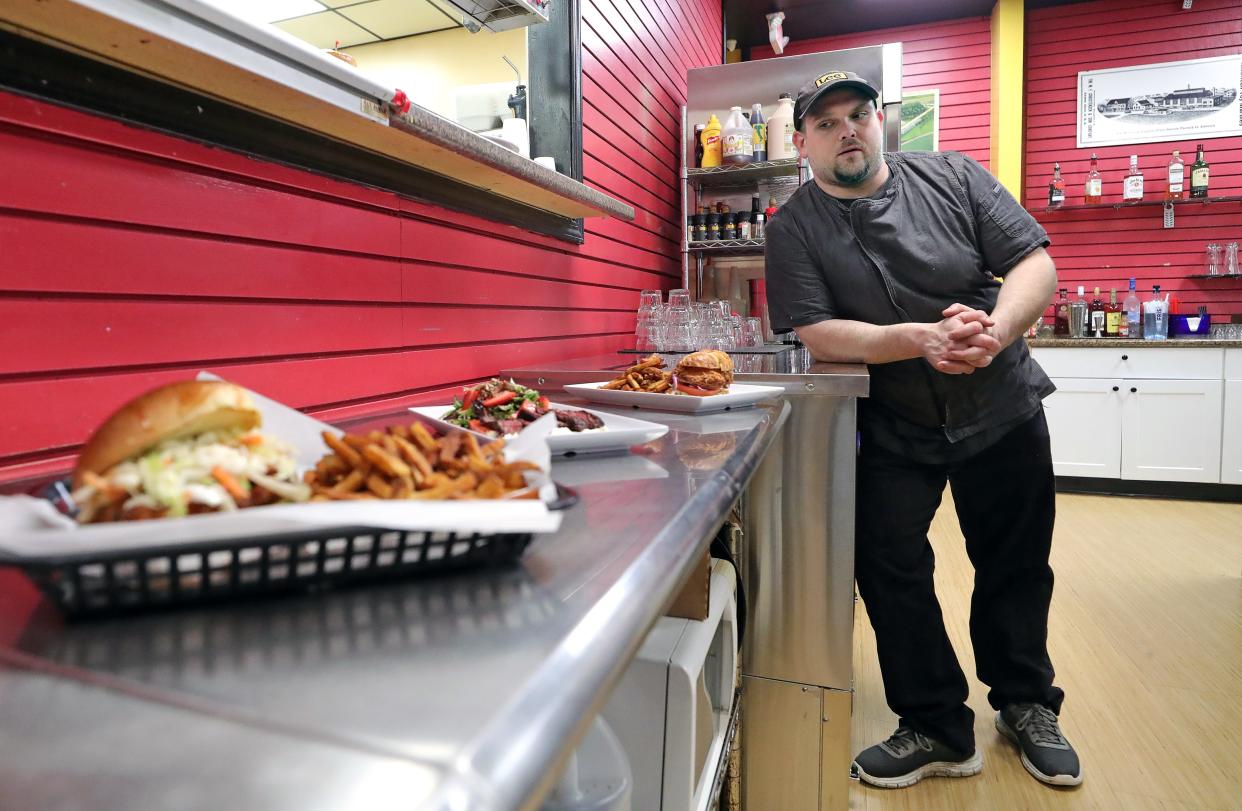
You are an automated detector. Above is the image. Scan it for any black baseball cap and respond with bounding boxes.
[793,70,879,129]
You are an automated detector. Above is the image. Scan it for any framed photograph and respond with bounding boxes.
[900,89,939,152]
[1077,54,1242,148]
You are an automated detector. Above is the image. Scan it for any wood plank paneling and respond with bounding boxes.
[1025,0,1242,322]
[752,17,994,168]
[0,0,723,478]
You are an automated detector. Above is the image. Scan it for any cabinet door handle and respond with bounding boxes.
[1130,387,1138,393]
[1112,386,1119,392]
[1121,354,1129,360]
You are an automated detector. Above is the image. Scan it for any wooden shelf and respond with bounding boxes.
[1184,274,1242,279]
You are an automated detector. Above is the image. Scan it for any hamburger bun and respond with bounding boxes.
[73,381,261,488]
[674,350,734,395]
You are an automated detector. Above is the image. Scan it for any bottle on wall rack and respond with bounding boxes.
[1166,149,1184,200]
[1048,163,1065,208]
[1084,153,1103,204]
[1123,155,1143,202]
[700,114,722,168]
[1190,144,1209,198]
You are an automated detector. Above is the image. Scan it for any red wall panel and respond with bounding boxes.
[1025,0,1242,321]
[753,17,994,167]
[0,0,722,481]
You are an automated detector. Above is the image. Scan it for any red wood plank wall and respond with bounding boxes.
[1025,0,1242,321]
[0,0,721,482]
[752,16,993,167]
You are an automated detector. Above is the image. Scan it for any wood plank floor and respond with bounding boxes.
[848,492,1242,811]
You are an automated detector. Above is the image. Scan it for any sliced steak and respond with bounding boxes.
[554,409,604,433]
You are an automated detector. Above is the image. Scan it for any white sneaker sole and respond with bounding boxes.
[995,713,1084,787]
[852,750,983,789]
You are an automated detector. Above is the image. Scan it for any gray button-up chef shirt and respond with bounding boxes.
[764,151,1055,461]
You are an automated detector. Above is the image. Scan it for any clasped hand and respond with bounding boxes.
[924,304,1002,375]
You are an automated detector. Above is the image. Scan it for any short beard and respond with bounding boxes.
[831,155,874,187]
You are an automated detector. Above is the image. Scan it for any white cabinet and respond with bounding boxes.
[1119,379,1223,484]
[1222,351,1242,485]
[1215,382,1242,485]
[1033,346,1230,484]
[1043,378,1123,478]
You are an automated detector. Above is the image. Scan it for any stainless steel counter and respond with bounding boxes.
[0,400,788,811]
[503,351,869,811]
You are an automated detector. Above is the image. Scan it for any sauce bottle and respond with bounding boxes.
[722,106,754,166]
[767,93,796,160]
[750,103,767,163]
[700,114,722,168]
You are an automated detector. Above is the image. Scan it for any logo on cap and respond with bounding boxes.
[814,71,848,87]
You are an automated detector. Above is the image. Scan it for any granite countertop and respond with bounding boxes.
[1028,337,1242,348]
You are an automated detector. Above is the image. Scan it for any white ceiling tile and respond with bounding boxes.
[274,11,379,48]
[337,0,457,39]
[206,0,327,24]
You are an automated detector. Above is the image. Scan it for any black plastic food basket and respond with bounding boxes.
[6,485,577,618]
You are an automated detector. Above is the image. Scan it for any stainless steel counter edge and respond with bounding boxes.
[422,401,791,811]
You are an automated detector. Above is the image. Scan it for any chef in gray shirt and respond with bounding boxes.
[764,71,1083,790]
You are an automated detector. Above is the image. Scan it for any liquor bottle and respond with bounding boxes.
[1089,286,1106,338]
[1123,155,1143,202]
[1070,285,1089,338]
[1105,288,1122,338]
[1084,153,1103,204]
[1166,149,1184,200]
[1190,144,1209,198]
[1053,288,1071,336]
[1048,163,1065,208]
[1143,284,1168,341]
[1122,277,1141,338]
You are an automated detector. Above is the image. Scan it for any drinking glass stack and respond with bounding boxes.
[634,290,766,352]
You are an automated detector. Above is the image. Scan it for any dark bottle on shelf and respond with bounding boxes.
[1190,144,1209,198]
[693,124,705,168]
[1089,286,1106,338]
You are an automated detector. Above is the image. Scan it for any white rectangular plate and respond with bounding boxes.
[562,382,784,414]
[409,404,669,456]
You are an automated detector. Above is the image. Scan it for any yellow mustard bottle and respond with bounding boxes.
[701,114,722,168]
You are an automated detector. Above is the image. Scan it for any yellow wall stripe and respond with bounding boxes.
[990,0,1025,198]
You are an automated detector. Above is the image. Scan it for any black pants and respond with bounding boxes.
[854,409,1065,756]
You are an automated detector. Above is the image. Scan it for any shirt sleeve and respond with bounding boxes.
[949,153,1051,275]
[763,212,836,332]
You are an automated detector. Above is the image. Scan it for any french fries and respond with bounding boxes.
[601,354,674,392]
[305,422,542,501]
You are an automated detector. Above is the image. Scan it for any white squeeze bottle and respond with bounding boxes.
[767,92,796,160]
[722,106,754,165]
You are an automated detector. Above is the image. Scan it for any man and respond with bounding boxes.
[764,71,1082,789]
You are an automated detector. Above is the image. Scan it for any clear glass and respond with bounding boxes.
[668,288,691,308]
[1227,242,1239,276]
[742,317,763,347]
[1206,243,1222,276]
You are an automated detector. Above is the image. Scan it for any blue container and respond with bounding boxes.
[1169,313,1212,338]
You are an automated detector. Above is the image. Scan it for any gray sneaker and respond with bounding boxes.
[996,703,1083,787]
[851,726,983,788]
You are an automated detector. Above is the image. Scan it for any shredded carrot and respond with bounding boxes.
[211,466,248,501]
[239,433,265,447]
